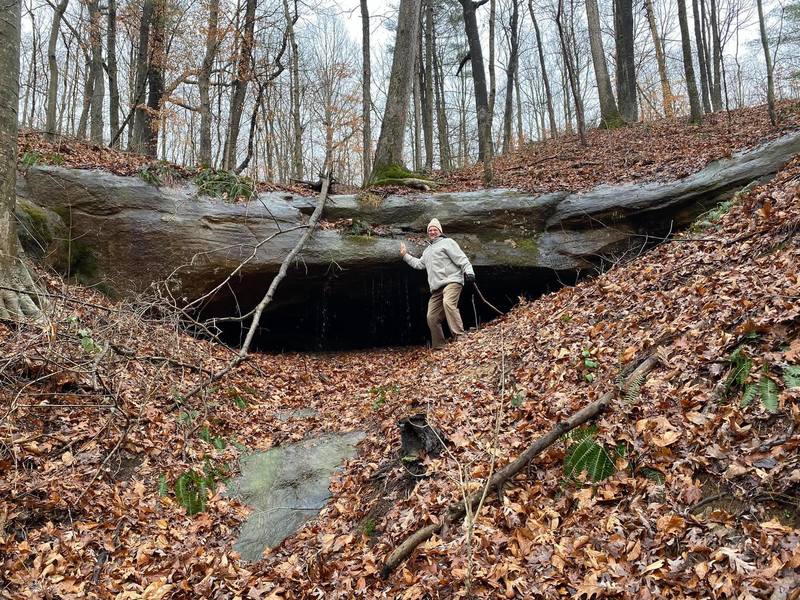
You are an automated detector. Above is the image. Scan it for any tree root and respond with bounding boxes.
[0,261,46,321]
[380,353,659,579]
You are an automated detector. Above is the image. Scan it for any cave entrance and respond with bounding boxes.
[204,265,576,352]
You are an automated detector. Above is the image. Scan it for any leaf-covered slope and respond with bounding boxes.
[249,156,800,597]
[2,153,799,598]
[438,101,800,194]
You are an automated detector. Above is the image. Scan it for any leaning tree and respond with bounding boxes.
[0,0,42,319]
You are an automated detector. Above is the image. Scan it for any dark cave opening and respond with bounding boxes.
[202,264,577,352]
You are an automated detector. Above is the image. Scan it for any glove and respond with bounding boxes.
[464,272,476,285]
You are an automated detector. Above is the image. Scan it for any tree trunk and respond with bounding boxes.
[501,0,519,153]
[0,0,41,319]
[198,0,219,166]
[422,0,434,171]
[691,0,712,113]
[360,0,372,183]
[130,0,153,153]
[370,0,422,179]
[556,0,585,144]
[756,0,776,125]
[45,0,69,140]
[699,0,714,110]
[432,35,451,172]
[514,65,523,144]
[488,0,496,129]
[145,0,166,157]
[644,0,673,118]
[1,0,21,270]
[528,0,557,138]
[77,58,93,139]
[677,0,703,124]
[284,0,302,180]
[107,0,120,146]
[88,0,104,143]
[459,0,493,184]
[412,55,422,172]
[585,0,622,128]
[222,0,256,171]
[613,0,638,123]
[708,0,722,111]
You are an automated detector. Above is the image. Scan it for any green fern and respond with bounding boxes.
[639,467,665,485]
[726,346,753,390]
[783,365,800,389]
[740,383,759,407]
[564,435,615,482]
[624,370,646,404]
[759,376,779,413]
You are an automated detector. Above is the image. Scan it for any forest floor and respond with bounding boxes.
[2,106,800,599]
[17,101,800,198]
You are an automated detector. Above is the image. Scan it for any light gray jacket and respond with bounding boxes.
[403,236,475,292]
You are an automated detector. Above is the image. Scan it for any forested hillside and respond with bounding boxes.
[1,0,799,597]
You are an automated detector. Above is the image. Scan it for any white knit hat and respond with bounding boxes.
[427,218,443,233]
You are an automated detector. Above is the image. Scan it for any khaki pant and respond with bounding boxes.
[427,283,465,348]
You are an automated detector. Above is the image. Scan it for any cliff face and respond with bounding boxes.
[15,132,800,349]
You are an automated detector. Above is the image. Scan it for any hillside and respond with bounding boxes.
[2,134,800,597]
[16,103,800,198]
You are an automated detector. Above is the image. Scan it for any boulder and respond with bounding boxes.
[16,132,800,349]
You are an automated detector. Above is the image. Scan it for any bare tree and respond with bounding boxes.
[130,0,153,153]
[678,0,703,123]
[360,0,371,182]
[107,0,120,146]
[585,0,623,127]
[528,0,557,138]
[283,0,303,179]
[756,0,776,125]
[370,0,422,179]
[614,0,638,122]
[44,0,68,140]
[459,0,493,184]
[644,0,674,118]
[502,0,520,152]
[222,0,256,170]
[556,0,585,144]
[198,0,219,166]
[0,0,41,319]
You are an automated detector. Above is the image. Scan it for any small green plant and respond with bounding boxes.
[724,345,780,413]
[173,460,230,515]
[361,518,377,537]
[580,348,599,382]
[369,384,399,411]
[783,365,800,389]
[178,409,200,426]
[691,199,734,232]
[77,328,100,354]
[639,466,666,485]
[510,393,525,408]
[198,425,226,449]
[231,395,248,410]
[194,167,255,201]
[139,161,180,187]
[47,152,65,165]
[347,218,373,236]
[21,151,42,168]
[563,426,617,483]
[157,474,169,497]
[560,313,572,323]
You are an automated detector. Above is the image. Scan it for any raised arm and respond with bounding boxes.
[400,242,425,270]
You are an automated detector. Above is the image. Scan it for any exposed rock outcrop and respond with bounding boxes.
[15,132,800,349]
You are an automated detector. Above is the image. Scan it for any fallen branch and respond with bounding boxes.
[381,354,658,578]
[181,174,331,403]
